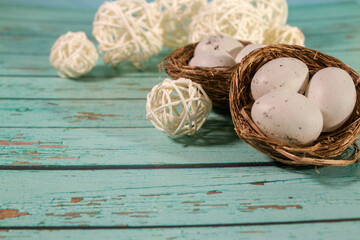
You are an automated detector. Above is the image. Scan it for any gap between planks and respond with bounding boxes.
[0,162,278,171]
[0,217,360,230]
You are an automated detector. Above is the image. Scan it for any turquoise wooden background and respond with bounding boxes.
[0,0,360,239]
[0,0,356,8]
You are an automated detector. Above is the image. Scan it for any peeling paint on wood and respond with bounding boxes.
[207,190,222,195]
[71,112,121,121]
[247,205,303,211]
[251,182,265,185]
[38,145,67,148]
[71,198,83,203]
[0,209,29,220]
[0,140,39,145]
[46,212,99,218]
[11,161,40,165]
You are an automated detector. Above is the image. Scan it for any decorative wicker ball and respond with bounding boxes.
[92,0,163,68]
[49,31,98,78]
[188,0,268,44]
[264,25,305,46]
[146,78,212,138]
[156,0,206,50]
[252,0,288,26]
[160,40,250,109]
[229,44,360,166]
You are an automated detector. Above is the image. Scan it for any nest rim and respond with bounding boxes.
[229,44,360,166]
[159,40,251,109]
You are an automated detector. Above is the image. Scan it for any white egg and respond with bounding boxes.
[189,50,236,68]
[251,57,309,100]
[306,67,356,132]
[251,89,323,146]
[235,44,267,63]
[194,35,244,57]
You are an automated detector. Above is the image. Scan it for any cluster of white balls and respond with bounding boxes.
[189,0,304,47]
[49,0,305,78]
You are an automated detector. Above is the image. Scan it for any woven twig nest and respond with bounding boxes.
[230,44,360,166]
[160,41,249,109]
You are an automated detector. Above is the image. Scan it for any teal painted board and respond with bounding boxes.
[1,221,360,240]
[0,99,231,127]
[0,166,359,226]
[0,2,357,23]
[0,0,355,9]
[0,127,270,166]
[0,54,167,77]
[1,48,360,78]
[2,26,359,55]
[0,76,162,99]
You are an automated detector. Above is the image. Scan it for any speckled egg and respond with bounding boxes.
[251,89,323,146]
[194,35,243,57]
[235,43,267,63]
[251,57,309,100]
[306,67,357,132]
[189,50,236,68]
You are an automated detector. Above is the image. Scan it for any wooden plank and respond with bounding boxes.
[0,127,267,166]
[0,21,92,38]
[0,76,163,99]
[1,10,359,39]
[1,221,360,239]
[0,99,231,128]
[0,54,165,77]
[0,4,94,23]
[2,29,359,56]
[0,47,359,78]
[0,166,359,226]
[0,1,358,23]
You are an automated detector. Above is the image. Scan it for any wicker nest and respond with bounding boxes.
[160,41,250,109]
[230,44,360,166]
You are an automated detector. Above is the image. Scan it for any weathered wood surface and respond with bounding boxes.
[1,221,360,240]
[0,166,359,227]
[1,1,360,238]
[0,127,267,166]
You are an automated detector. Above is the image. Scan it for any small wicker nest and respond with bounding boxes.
[230,44,360,166]
[160,41,250,109]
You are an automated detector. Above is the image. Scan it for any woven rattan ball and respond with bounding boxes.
[189,0,268,44]
[249,0,288,26]
[49,31,98,78]
[156,0,206,50]
[146,78,212,138]
[92,0,163,68]
[160,40,250,109]
[264,25,305,46]
[229,44,360,166]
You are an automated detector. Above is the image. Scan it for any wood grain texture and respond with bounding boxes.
[1,221,360,240]
[0,127,267,166]
[0,76,161,99]
[0,99,231,128]
[0,166,359,226]
[1,1,360,238]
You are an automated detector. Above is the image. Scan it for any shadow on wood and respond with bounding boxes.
[172,119,239,147]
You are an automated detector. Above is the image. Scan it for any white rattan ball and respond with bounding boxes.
[146,78,212,138]
[49,31,98,78]
[189,0,269,44]
[264,25,305,46]
[92,0,163,68]
[156,0,207,50]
